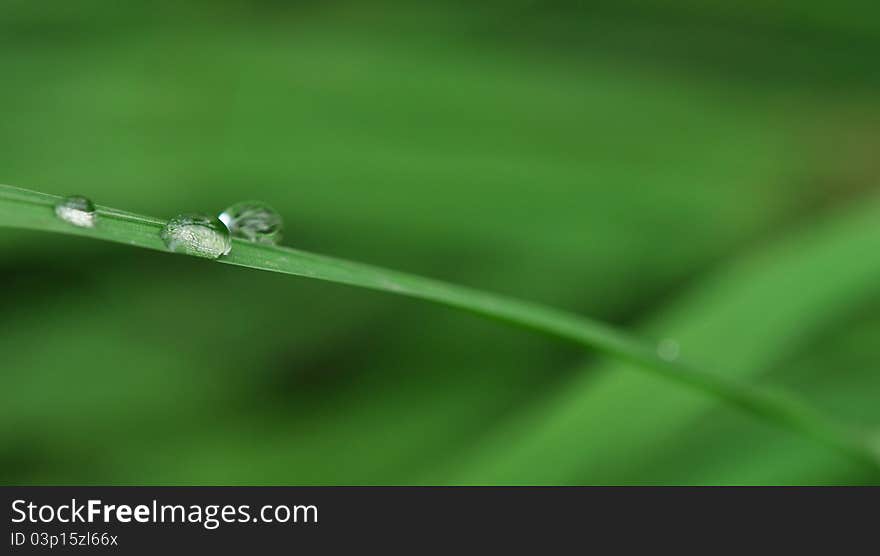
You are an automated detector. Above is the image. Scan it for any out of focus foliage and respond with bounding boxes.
[1,0,879,484]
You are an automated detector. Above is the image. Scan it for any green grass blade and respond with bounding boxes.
[1,182,877,469]
[440,193,880,484]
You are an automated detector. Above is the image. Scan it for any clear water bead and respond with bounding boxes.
[160,213,232,259]
[54,195,97,228]
[218,201,283,245]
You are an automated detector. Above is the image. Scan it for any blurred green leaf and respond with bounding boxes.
[2,0,880,485]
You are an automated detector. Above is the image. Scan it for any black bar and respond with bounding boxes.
[1,487,875,553]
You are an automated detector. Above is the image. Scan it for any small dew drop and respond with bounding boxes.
[218,201,283,245]
[160,213,232,259]
[657,338,680,362]
[871,435,880,462]
[54,195,96,228]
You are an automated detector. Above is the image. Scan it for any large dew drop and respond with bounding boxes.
[54,195,97,228]
[160,213,232,259]
[218,201,283,245]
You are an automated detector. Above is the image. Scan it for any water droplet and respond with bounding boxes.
[871,434,880,463]
[218,201,283,245]
[54,195,96,228]
[657,338,680,361]
[160,213,232,259]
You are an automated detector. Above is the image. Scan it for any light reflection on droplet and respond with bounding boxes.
[160,213,232,259]
[54,195,97,228]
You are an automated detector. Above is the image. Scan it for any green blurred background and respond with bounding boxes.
[2,0,879,485]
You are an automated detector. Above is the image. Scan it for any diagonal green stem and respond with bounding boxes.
[1,183,877,469]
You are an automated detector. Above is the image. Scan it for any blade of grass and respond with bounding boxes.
[439,191,880,484]
[1,182,877,468]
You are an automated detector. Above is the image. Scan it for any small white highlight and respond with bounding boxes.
[218,211,233,229]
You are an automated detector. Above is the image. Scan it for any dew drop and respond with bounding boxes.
[218,201,283,245]
[657,338,680,362]
[54,195,97,228]
[160,213,232,259]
